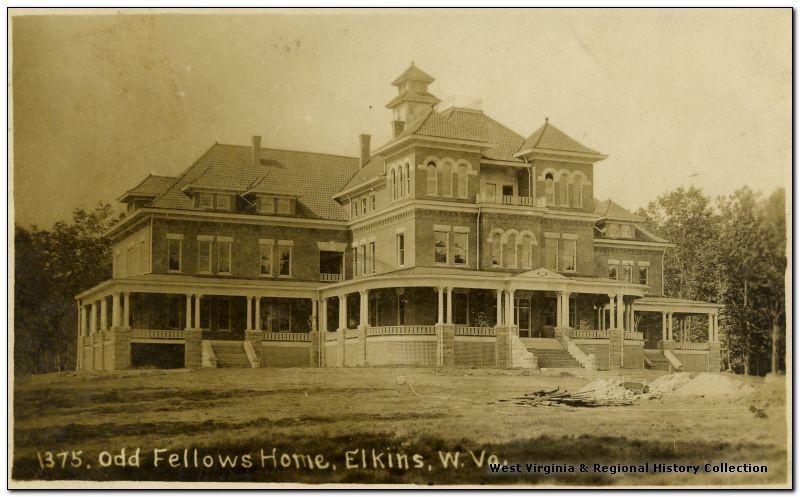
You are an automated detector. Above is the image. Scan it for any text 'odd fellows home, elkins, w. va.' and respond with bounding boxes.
[75,64,722,373]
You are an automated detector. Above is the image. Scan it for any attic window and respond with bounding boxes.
[198,192,213,209]
[276,198,292,215]
[216,194,232,211]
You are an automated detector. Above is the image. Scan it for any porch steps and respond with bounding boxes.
[529,347,581,369]
[209,341,253,368]
[643,349,671,371]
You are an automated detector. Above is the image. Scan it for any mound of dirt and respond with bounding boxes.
[643,373,695,399]
[668,373,754,401]
[578,378,639,402]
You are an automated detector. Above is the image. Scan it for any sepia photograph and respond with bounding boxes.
[8,7,791,488]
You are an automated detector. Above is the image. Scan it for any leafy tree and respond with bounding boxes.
[14,204,117,374]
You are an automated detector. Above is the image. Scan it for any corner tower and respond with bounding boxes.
[385,62,441,137]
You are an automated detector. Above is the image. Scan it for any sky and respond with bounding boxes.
[11,8,791,227]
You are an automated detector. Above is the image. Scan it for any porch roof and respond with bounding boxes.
[75,274,321,302]
[633,296,722,313]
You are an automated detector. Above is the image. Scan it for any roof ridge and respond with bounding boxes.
[150,143,219,205]
[220,143,359,161]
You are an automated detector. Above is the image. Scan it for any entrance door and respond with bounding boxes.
[515,298,531,337]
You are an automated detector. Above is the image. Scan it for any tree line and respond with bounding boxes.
[12,186,787,375]
[638,186,786,375]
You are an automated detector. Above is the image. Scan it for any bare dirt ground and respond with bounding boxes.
[12,367,789,486]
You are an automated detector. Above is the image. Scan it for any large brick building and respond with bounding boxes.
[76,64,721,372]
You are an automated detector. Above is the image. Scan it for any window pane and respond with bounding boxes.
[279,247,291,276]
[199,193,213,208]
[218,242,231,273]
[426,164,437,195]
[216,194,231,210]
[397,234,405,266]
[639,267,648,284]
[621,265,632,282]
[562,239,576,271]
[198,241,211,272]
[453,232,467,265]
[369,242,376,273]
[259,197,275,214]
[492,234,502,266]
[504,234,517,268]
[544,238,558,270]
[608,265,618,280]
[260,245,272,275]
[434,231,448,263]
[168,239,181,271]
[277,198,291,214]
[520,237,530,268]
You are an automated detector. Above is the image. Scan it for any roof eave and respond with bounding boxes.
[515,147,608,161]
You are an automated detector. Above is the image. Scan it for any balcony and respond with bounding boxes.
[320,273,344,283]
[476,192,547,208]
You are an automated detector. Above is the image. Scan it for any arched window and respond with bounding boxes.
[491,232,502,267]
[544,173,555,205]
[572,175,584,208]
[441,161,452,195]
[559,172,570,206]
[405,163,411,196]
[456,164,468,198]
[426,162,437,195]
[504,233,517,269]
[399,167,405,198]
[520,235,531,269]
[390,169,396,201]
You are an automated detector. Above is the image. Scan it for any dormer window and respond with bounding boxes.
[256,194,295,216]
[276,198,291,215]
[216,194,232,211]
[198,192,213,209]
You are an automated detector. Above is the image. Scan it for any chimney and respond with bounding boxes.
[251,135,261,166]
[392,120,405,138]
[359,134,371,168]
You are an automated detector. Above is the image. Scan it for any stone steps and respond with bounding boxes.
[530,348,581,369]
[643,350,671,371]
[210,341,252,368]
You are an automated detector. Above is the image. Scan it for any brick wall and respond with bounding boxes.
[413,146,481,202]
[532,159,596,213]
[594,246,665,296]
[112,223,151,278]
[151,218,349,283]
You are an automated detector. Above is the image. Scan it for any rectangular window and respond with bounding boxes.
[216,194,232,210]
[608,223,619,237]
[217,238,232,274]
[259,243,273,276]
[621,263,633,283]
[396,233,405,267]
[544,237,559,270]
[608,264,619,280]
[561,239,577,272]
[353,246,359,276]
[351,201,357,219]
[278,244,292,276]
[369,241,376,274]
[197,237,212,273]
[639,266,649,285]
[167,235,182,272]
[361,198,367,215]
[484,183,497,202]
[140,238,146,273]
[434,230,449,264]
[198,192,213,209]
[276,198,291,215]
[453,232,468,265]
[360,244,367,275]
[126,247,133,275]
[621,224,633,238]
[370,194,376,211]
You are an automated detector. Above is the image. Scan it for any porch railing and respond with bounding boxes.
[624,331,644,340]
[130,329,185,340]
[476,193,547,208]
[320,273,344,283]
[454,326,496,337]
[367,325,437,336]
[661,341,710,351]
[569,329,609,339]
[263,332,311,342]
[325,330,342,341]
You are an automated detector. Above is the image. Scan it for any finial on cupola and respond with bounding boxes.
[545,117,549,123]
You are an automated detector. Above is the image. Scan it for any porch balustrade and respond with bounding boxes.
[366,325,437,336]
[568,329,609,339]
[130,329,185,340]
[453,326,496,337]
[263,332,311,342]
[475,192,547,208]
[320,273,344,283]
[624,331,644,340]
[660,341,710,350]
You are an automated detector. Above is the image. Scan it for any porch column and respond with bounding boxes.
[436,287,444,325]
[338,294,347,330]
[254,297,261,331]
[607,294,616,329]
[312,298,319,331]
[123,292,131,328]
[446,287,453,325]
[630,307,636,332]
[111,293,120,328]
[80,304,89,337]
[661,311,667,341]
[667,312,673,341]
[246,297,253,330]
[185,294,193,329]
[506,289,516,327]
[195,294,202,330]
[100,296,108,331]
[319,298,328,333]
[495,289,503,326]
[714,312,719,341]
[359,290,368,327]
[615,294,624,330]
[562,292,571,328]
[707,312,714,342]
